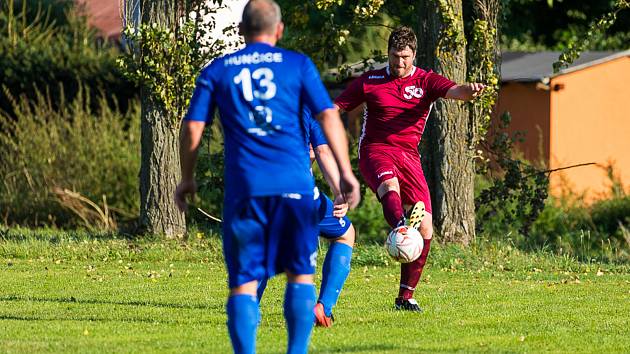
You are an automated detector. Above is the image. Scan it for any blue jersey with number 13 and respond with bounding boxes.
[185,42,333,199]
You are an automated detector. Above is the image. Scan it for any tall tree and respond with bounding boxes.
[120,0,238,236]
[416,0,475,245]
[137,1,187,237]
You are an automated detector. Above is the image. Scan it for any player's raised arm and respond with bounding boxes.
[317,108,361,209]
[175,120,205,212]
[445,82,486,101]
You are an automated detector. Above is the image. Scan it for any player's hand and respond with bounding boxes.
[174,179,197,212]
[470,82,486,97]
[332,194,348,218]
[340,172,361,209]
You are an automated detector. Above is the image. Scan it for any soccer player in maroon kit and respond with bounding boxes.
[334,26,485,311]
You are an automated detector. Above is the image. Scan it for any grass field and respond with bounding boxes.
[1,228,629,353]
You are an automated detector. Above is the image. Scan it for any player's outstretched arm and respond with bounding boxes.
[313,144,348,218]
[317,108,361,209]
[445,83,486,101]
[175,120,205,212]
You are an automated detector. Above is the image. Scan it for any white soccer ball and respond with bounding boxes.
[385,226,423,263]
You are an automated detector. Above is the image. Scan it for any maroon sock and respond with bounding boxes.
[398,238,432,300]
[380,190,404,228]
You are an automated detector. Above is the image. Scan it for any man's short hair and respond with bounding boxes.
[241,0,282,36]
[388,26,417,53]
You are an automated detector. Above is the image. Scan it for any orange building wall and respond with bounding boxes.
[549,56,630,200]
[494,82,550,163]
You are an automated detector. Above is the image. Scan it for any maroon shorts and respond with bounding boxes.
[358,146,432,214]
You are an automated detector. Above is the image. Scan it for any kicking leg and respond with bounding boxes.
[377,178,405,228]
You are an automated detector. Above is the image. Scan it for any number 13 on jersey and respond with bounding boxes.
[234,67,277,101]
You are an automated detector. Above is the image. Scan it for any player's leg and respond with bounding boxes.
[227,281,259,354]
[359,149,404,228]
[377,178,406,228]
[272,195,319,354]
[284,272,316,354]
[315,194,354,326]
[397,213,433,311]
[223,198,267,354]
[396,151,434,311]
[315,228,354,327]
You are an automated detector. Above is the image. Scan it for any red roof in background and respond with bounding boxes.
[77,0,121,39]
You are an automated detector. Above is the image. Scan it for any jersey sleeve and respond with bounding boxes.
[334,75,365,112]
[425,71,456,102]
[304,106,328,147]
[184,68,216,124]
[300,56,334,116]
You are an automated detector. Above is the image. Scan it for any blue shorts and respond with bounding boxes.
[222,195,319,288]
[317,193,352,239]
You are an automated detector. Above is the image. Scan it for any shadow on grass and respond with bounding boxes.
[0,295,223,311]
[311,343,401,353]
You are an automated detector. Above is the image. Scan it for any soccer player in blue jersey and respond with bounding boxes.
[258,107,355,328]
[174,1,360,354]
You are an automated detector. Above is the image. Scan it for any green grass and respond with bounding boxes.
[1,228,629,353]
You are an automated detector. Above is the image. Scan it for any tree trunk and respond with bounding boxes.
[135,0,187,237]
[416,0,475,245]
[139,96,186,237]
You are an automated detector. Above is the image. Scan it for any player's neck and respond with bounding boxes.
[387,65,416,79]
[245,35,277,47]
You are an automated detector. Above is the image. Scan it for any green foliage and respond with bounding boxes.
[0,0,137,116]
[476,117,630,262]
[277,0,386,69]
[525,196,630,262]
[190,120,224,227]
[467,18,500,146]
[0,90,141,228]
[500,0,630,52]
[118,1,240,124]
[553,0,630,72]
[436,0,467,59]
[350,190,390,244]
[476,113,549,236]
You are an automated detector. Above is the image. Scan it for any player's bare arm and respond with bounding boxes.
[317,108,361,209]
[445,83,486,101]
[313,144,349,218]
[333,103,345,114]
[175,120,205,212]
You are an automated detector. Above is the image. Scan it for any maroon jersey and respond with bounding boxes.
[335,66,455,152]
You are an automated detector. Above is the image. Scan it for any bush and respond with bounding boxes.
[0,89,140,228]
[0,0,137,116]
[526,196,630,262]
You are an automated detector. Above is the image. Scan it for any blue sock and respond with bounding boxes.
[318,242,353,316]
[284,283,316,354]
[257,277,268,304]
[227,294,259,354]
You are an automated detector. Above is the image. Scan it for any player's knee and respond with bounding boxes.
[332,224,355,247]
[230,280,258,296]
[420,214,433,240]
[377,177,400,198]
[285,272,314,284]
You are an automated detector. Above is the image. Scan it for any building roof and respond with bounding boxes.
[501,50,630,83]
[77,0,121,39]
